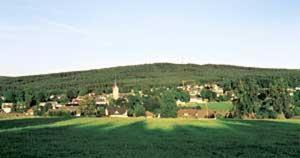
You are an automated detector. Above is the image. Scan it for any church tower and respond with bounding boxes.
[112,76,119,100]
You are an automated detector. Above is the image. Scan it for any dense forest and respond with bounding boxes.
[1,63,300,95]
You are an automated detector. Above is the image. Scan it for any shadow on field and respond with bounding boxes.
[0,118,299,158]
[0,117,73,130]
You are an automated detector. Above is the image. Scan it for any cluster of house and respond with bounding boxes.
[1,81,216,117]
[53,79,131,117]
[0,80,225,118]
[0,79,130,117]
[176,83,226,106]
[3,78,299,118]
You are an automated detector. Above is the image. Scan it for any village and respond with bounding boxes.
[1,1,300,157]
[0,78,232,118]
[2,77,300,119]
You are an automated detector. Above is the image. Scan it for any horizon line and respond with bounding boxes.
[3,62,300,78]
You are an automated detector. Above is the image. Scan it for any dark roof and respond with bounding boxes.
[106,106,127,115]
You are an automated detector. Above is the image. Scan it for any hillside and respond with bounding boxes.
[1,63,300,94]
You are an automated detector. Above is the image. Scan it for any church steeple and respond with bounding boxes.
[112,74,119,100]
[114,74,117,87]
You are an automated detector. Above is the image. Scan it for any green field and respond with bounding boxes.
[201,102,233,111]
[185,102,233,112]
[0,117,299,158]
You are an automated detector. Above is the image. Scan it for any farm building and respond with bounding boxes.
[145,111,155,119]
[105,106,128,118]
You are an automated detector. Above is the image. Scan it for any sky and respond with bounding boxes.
[1,0,300,76]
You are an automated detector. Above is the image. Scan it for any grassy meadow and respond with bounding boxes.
[0,117,299,158]
[185,102,233,112]
[200,102,233,111]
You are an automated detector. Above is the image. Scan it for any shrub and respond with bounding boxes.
[134,104,145,117]
[215,113,224,119]
[160,91,178,118]
[294,106,300,116]
[79,96,97,116]
[201,89,217,101]
[48,110,72,117]
[96,106,106,117]
[195,106,202,110]
[175,90,190,102]
[217,95,229,102]
[127,108,134,117]
[284,110,294,119]
[143,96,161,113]
[15,102,28,113]
[256,109,278,119]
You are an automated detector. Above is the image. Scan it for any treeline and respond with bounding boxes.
[231,78,300,119]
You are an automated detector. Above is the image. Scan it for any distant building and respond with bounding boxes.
[39,102,58,109]
[1,103,13,113]
[95,95,109,105]
[71,98,82,105]
[211,84,224,97]
[176,100,186,106]
[287,88,295,96]
[112,77,119,100]
[105,106,128,118]
[145,111,155,119]
[88,93,96,97]
[52,103,63,109]
[49,95,55,100]
[26,108,34,116]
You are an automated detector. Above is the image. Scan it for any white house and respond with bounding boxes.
[1,103,13,113]
[95,95,109,105]
[212,84,224,96]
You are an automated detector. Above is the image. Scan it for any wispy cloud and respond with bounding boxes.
[20,1,91,37]
[39,18,91,37]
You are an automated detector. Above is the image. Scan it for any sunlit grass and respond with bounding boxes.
[0,117,299,158]
[185,101,233,111]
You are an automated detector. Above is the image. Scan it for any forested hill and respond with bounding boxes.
[1,63,300,94]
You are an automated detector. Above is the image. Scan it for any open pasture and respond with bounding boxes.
[0,117,299,158]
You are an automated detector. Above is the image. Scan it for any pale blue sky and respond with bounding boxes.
[1,0,300,76]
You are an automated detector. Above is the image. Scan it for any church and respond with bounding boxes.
[105,77,128,117]
[112,78,119,100]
